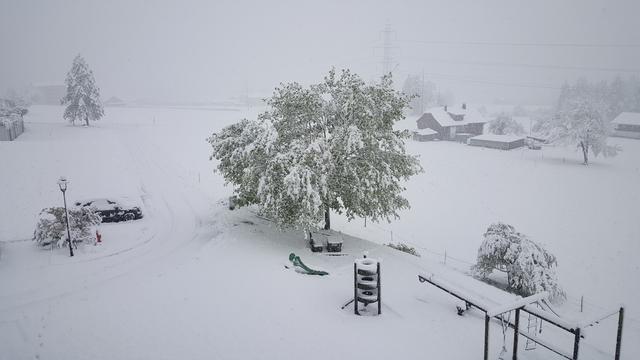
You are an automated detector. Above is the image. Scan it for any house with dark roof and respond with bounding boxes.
[612,112,640,139]
[416,104,487,141]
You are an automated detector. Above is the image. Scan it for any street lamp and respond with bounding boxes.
[57,176,74,257]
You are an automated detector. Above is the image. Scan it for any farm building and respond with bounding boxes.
[416,104,487,141]
[413,128,438,142]
[611,112,640,139]
[468,134,525,150]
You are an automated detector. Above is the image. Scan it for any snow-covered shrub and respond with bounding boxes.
[33,207,101,247]
[488,114,525,135]
[472,222,566,303]
[386,243,420,257]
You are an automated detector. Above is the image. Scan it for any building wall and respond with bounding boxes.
[469,138,525,150]
[413,132,438,142]
[464,123,484,135]
[615,124,640,133]
[612,129,640,139]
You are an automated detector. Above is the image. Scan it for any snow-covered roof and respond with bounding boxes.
[415,128,437,136]
[470,134,524,142]
[425,106,487,127]
[612,112,640,126]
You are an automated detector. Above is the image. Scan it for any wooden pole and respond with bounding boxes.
[572,327,581,360]
[615,307,624,360]
[377,262,382,315]
[354,262,358,315]
[513,308,520,360]
[484,314,490,360]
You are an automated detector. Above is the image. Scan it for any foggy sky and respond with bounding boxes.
[1,0,639,105]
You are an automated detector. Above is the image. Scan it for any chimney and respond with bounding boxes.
[462,103,467,110]
[444,105,448,112]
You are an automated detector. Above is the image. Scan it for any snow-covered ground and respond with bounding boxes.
[0,106,638,359]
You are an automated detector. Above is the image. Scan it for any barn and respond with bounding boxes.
[611,112,640,139]
[416,104,487,141]
[468,134,525,150]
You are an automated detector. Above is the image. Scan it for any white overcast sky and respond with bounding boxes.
[1,0,639,104]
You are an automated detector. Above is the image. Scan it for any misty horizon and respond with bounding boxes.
[2,0,640,105]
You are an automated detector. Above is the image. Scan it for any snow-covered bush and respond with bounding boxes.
[386,243,420,257]
[33,207,101,248]
[473,222,566,303]
[488,114,525,135]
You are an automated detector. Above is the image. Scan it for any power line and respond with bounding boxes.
[422,72,562,90]
[402,56,640,74]
[399,39,640,49]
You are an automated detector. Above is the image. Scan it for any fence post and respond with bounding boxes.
[484,314,490,360]
[615,307,624,360]
[513,308,520,360]
[572,327,581,360]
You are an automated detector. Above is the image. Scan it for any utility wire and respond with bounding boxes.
[422,72,562,90]
[402,56,640,74]
[399,39,640,49]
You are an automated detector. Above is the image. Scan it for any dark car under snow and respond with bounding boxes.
[74,198,143,223]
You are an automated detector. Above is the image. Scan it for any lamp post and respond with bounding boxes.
[57,177,74,257]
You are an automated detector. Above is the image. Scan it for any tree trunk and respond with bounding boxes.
[85,116,89,126]
[324,205,330,230]
[581,142,589,165]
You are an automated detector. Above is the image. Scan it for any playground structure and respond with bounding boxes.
[288,253,329,276]
[348,256,381,316]
[418,273,625,360]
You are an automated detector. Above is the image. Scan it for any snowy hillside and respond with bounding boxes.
[0,106,638,360]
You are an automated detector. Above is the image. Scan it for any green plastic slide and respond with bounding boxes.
[288,253,329,276]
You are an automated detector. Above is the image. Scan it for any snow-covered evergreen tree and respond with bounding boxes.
[61,55,104,126]
[488,114,525,135]
[473,222,566,303]
[33,207,101,248]
[209,69,422,231]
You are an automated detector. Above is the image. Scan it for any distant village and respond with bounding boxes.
[398,102,640,150]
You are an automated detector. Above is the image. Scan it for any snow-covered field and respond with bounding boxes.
[1,105,638,359]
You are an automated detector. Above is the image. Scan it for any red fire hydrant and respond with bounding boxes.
[96,230,102,244]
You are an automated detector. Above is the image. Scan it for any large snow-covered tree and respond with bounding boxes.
[540,79,620,165]
[33,207,101,248]
[61,55,104,126]
[209,69,422,231]
[473,222,566,303]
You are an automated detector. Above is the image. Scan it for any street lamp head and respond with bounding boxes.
[57,176,68,192]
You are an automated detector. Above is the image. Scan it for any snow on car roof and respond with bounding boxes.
[74,197,140,209]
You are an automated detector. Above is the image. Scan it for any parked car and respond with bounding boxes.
[74,198,143,223]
